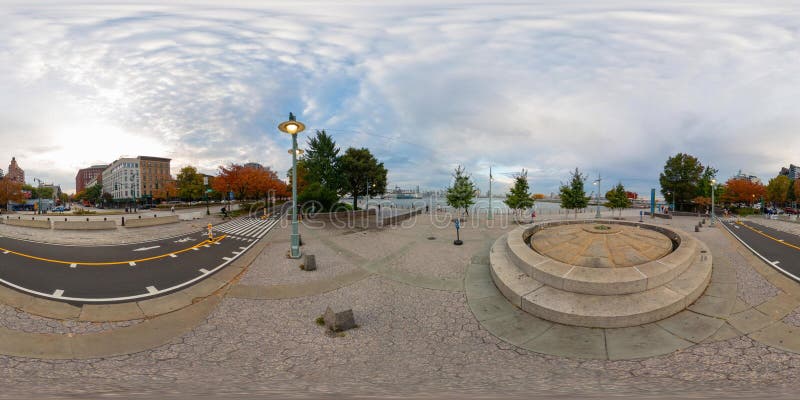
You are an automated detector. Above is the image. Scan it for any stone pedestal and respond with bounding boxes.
[324,307,355,332]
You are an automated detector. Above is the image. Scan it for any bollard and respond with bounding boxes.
[104,217,107,221]
[64,218,67,221]
[122,217,125,226]
[695,225,700,232]
[86,218,89,221]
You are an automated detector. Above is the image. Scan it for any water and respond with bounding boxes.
[357,196,612,215]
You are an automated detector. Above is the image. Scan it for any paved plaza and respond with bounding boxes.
[1,212,800,398]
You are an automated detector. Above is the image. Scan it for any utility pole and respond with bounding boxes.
[488,166,493,221]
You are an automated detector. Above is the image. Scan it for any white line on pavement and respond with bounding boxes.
[53,289,64,297]
[222,257,232,261]
[199,268,210,274]
[146,286,158,294]
[169,254,177,258]
[69,263,77,268]
[129,261,136,266]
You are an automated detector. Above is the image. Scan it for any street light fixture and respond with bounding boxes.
[488,166,493,221]
[710,179,716,227]
[593,173,602,218]
[278,112,306,259]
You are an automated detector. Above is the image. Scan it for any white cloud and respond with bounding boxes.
[1,1,799,195]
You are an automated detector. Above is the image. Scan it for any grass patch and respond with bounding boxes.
[315,316,325,326]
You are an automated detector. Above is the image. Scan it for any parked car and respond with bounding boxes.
[52,206,65,212]
[784,207,799,215]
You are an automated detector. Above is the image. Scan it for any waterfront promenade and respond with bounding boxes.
[0,210,799,398]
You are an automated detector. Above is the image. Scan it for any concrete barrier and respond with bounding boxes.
[3,217,51,229]
[382,208,424,226]
[179,212,202,221]
[304,209,377,229]
[53,220,117,230]
[125,215,180,228]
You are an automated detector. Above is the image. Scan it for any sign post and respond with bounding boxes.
[453,218,463,246]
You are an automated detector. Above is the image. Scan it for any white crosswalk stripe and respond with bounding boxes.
[211,217,280,240]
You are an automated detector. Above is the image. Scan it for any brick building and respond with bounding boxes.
[7,157,24,184]
[75,164,108,193]
[138,156,172,201]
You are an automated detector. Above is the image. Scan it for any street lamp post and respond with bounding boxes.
[488,166,493,221]
[593,173,602,218]
[204,176,210,215]
[710,179,716,227]
[279,113,305,259]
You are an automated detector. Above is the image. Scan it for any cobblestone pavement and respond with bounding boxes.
[2,212,800,398]
[0,303,142,334]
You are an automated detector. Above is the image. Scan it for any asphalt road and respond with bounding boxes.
[0,216,280,303]
[721,218,800,281]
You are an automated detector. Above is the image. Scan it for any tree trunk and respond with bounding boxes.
[353,194,357,211]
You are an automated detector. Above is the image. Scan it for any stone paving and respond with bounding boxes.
[2,211,800,398]
[0,303,142,334]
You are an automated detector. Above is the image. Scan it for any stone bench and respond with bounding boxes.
[2,217,51,229]
[125,215,180,228]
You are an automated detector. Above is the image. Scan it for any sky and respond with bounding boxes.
[1,1,799,195]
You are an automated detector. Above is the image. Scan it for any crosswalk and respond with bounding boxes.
[213,217,280,240]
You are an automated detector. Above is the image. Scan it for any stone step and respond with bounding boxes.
[490,235,713,328]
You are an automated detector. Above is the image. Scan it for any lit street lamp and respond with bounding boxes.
[278,112,305,259]
[710,179,716,227]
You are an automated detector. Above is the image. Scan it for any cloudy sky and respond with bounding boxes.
[1,1,799,195]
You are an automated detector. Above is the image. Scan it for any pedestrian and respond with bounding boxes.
[531,210,536,223]
[425,205,429,213]
[171,206,175,213]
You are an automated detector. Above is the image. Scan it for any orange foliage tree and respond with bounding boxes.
[213,164,287,201]
[722,178,766,204]
[0,177,24,208]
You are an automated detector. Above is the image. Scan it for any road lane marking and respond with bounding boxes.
[0,235,227,266]
[146,286,158,294]
[773,260,781,265]
[192,248,199,251]
[736,222,800,252]
[69,263,77,268]
[222,257,232,261]
[133,246,161,252]
[53,289,64,297]
[169,254,177,258]
[199,268,210,274]
[129,261,136,266]
[239,247,247,250]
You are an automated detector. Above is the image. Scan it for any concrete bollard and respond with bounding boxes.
[323,306,355,332]
[695,225,700,232]
[122,217,125,226]
[302,254,316,271]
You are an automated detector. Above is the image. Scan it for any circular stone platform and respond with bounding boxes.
[531,223,673,268]
[490,220,711,328]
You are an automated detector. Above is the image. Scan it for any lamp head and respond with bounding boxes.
[278,113,306,135]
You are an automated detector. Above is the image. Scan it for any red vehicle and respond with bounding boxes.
[784,207,798,215]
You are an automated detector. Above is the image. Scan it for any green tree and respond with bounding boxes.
[302,130,341,191]
[339,147,388,210]
[659,153,706,212]
[177,166,204,201]
[298,182,339,212]
[82,184,103,202]
[766,175,791,206]
[446,165,476,216]
[697,166,719,198]
[604,182,632,218]
[504,169,535,216]
[559,168,589,219]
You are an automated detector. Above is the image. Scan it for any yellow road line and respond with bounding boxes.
[0,235,227,266]
[736,222,800,252]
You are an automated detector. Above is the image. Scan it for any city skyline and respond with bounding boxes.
[2,1,800,194]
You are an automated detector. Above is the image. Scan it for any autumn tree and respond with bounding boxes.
[0,177,24,208]
[766,175,791,206]
[722,178,766,204]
